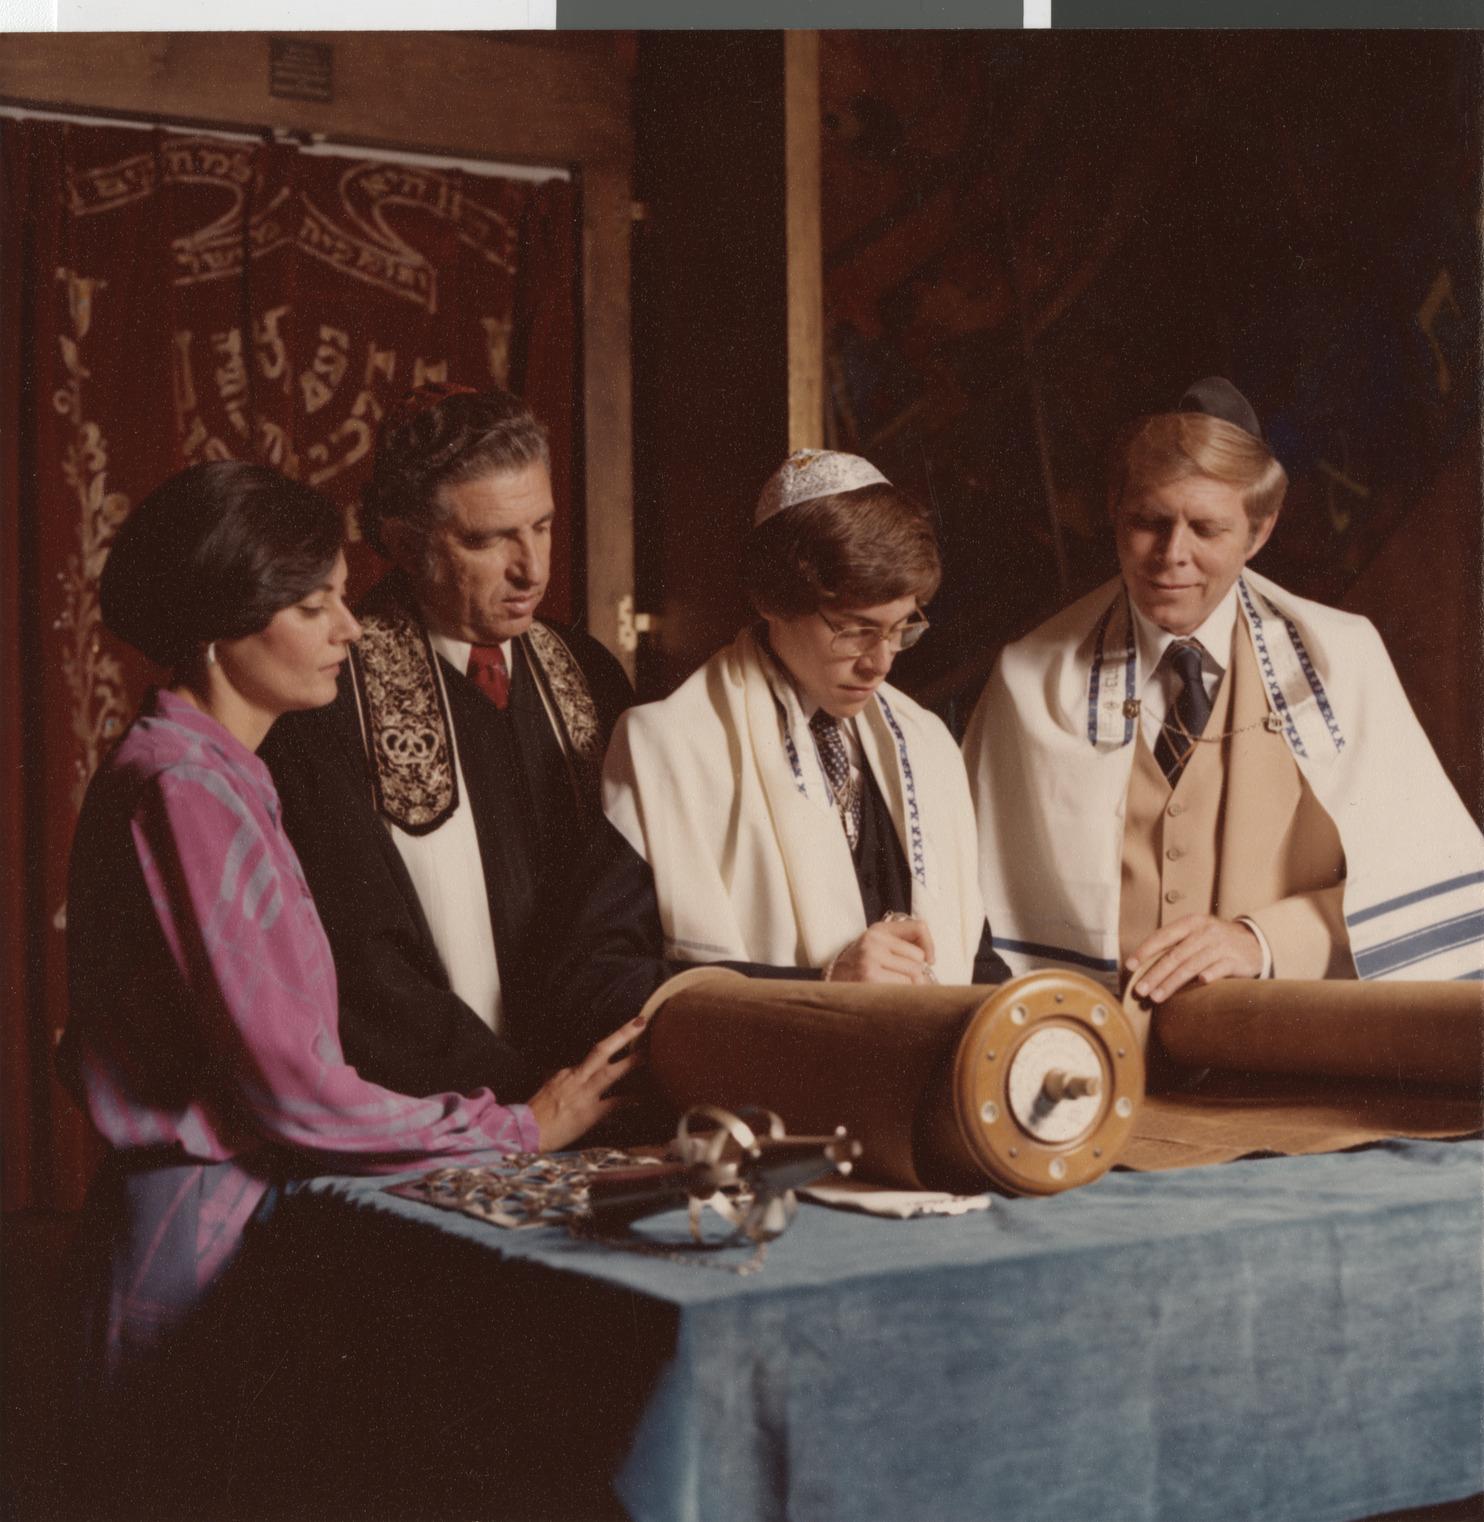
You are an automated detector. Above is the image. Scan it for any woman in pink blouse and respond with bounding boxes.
[59,461,638,1515]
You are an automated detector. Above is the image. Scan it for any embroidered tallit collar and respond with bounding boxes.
[349,572,461,835]
[1086,574,1345,762]
[746,626,926,888]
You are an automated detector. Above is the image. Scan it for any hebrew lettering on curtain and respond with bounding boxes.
[0,117,577,1209]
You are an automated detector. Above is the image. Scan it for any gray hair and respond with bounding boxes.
[359,386,549,558]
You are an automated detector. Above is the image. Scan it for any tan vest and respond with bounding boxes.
[1119,616,1353,979]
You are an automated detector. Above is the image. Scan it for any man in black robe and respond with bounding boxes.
[261,385,632,1101]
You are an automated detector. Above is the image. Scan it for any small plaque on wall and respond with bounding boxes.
[269,39,333,105]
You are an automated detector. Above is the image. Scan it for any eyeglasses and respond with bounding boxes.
[819,608,930,657]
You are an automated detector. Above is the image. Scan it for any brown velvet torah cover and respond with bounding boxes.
[645,968,1482,1188]
[1124,976,1483,1170]
[643,968,1144,1195]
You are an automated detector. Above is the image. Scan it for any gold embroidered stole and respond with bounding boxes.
[350,575,603,833]
[350,579,459,835]
[524,622,604,813]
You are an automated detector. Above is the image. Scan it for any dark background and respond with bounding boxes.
[630,30,1480,818]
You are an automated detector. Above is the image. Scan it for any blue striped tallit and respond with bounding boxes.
[1346,872,1484,982]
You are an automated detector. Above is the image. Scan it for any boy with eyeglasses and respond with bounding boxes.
[545,449,1010,1056]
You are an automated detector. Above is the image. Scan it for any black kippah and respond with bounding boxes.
[1177,376,1263,442]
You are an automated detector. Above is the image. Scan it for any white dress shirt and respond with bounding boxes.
[429,631,512,683]
[376,629,509,1032]
[1129,584,1236,754]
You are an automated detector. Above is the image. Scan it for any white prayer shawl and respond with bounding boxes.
[964,569,1484,988]
[604,627,986,985]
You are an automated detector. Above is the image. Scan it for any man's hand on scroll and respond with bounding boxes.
[826,917,937,985]
[1127,915,1264,1004]
[527,1015,647,1152]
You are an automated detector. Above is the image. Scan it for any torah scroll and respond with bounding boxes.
[1147,977,1482,1091]
[644,966,1482,1191]
[643,967,1146,1196]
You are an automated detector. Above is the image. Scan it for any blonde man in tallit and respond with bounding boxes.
[964,377,1484,1005]
[547,450,1009,1044]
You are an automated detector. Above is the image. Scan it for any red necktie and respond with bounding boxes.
[467,644,510,710]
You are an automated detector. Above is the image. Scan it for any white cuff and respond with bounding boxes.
[1236,915,1274,978]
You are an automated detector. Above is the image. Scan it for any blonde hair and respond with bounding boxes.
[1110,412,1287,532]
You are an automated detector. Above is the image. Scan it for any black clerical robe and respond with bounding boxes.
[544,760,1011,1066]
[260,610,633,1102]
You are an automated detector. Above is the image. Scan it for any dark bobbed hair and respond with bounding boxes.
[741,483,942,618]
[359,387,549,558]
[100,461,343,672]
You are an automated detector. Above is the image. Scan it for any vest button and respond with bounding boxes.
[1168,802,1184,817]
[1165,889,1184,903]
[1167,846,1183,860]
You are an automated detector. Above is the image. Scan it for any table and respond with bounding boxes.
[231,1139,1483,1522]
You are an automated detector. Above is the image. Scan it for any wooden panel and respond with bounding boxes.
[784,30,824,454]
[581,164,635,677]
[0,214,33,1211]
[0,32,630,170]
[629,32,788,696]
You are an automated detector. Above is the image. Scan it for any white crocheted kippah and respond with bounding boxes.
[755,449,891,526]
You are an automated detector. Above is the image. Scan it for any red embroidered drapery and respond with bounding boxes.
[1,117,577,1210]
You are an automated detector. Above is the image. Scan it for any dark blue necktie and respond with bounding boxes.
[1154,642,1212,786]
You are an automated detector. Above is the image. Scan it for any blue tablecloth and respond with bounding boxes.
[255,1140,1482,1522]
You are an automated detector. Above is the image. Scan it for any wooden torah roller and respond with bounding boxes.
[1145,977,1483,1092]
[642,966,1146,1197]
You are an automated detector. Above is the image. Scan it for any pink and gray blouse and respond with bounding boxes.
[60,688,537,1375]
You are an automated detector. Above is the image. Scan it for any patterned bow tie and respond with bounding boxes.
[467,644,510,710]
[1154,641,1212,786]
[810,709,862,849]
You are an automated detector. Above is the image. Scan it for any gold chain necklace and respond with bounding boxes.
[1126,697,1290,745]
[1147,704,1287,752]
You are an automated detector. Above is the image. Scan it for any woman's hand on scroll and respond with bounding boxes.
[1127,915,1263,1004]
[527,1015,647,1152]
[827,917,937,985]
